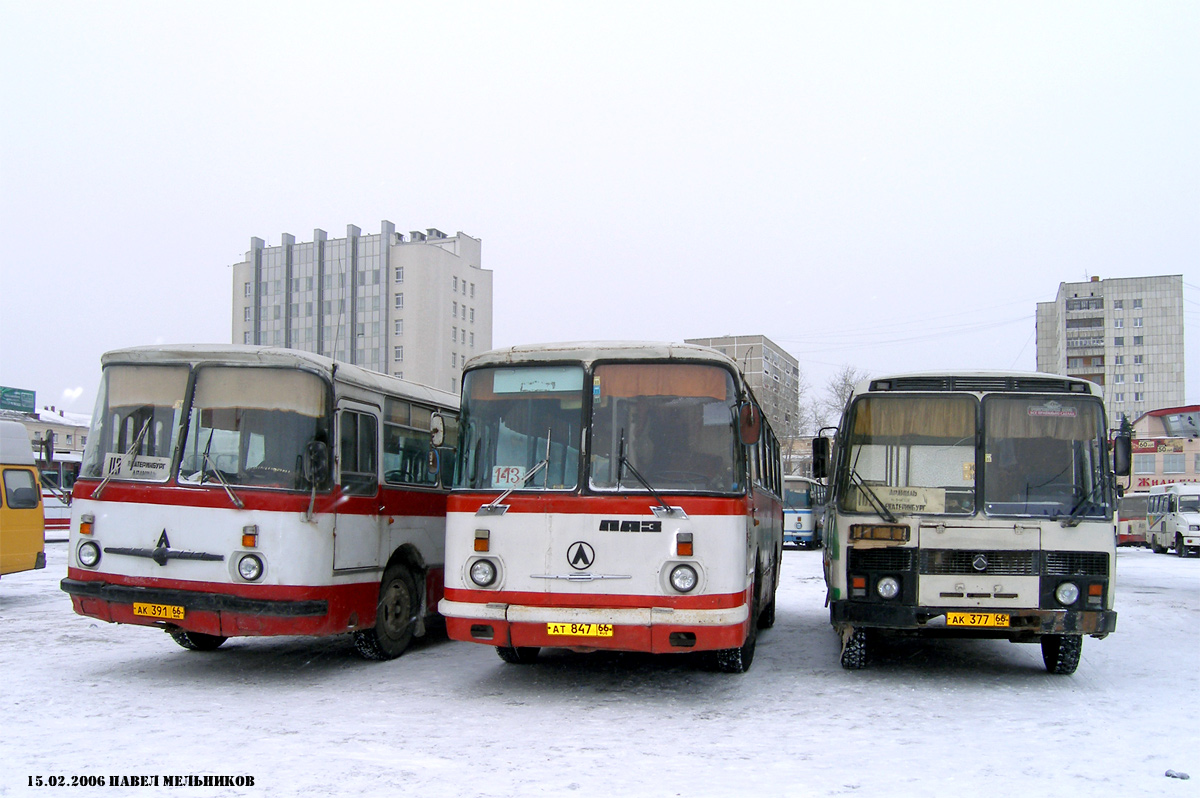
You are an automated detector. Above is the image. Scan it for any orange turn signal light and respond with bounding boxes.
[852,576,867,589]
[79,513,94,535]
[1088,583,1103,596]
[676,532,693,557]
[474,530,490,552]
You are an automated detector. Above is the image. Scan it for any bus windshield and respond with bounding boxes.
[178,367,329,491]
[982,395,1110,519]
[80,365,190,482]
[589,363,739,493]
[784,481,814,509]
[455,366,584,491]
[1176,496,1200,513]
[839,394,977,516]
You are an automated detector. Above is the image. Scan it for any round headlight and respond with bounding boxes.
[469,559,497,587]
[669,564,698,593]
[1055,581,1080,606]
[78,541,101,568]
[876,576,900,600]
[238,554,264,581]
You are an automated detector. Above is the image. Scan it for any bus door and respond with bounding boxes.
[334,402,382,571]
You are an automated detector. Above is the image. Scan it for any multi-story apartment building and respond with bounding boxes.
[684,334,801,462]
[231,222,492,393]
[1035,275,1185,425]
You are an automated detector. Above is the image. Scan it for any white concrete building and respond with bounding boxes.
[684,334,802,465]
[1036,275,1185,425]
[232,222,491,393]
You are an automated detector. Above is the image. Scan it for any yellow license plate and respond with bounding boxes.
[133,602,185,620]
[547,622,614,637]
[947,611,1009,627]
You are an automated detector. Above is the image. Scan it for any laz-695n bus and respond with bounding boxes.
[440,342,784,673]
[813,372,1131,674]
[61,345,458,659]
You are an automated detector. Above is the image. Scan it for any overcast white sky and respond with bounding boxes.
[1,1,1196,417]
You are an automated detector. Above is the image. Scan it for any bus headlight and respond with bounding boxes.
[876,576,900,600]
[237,554,264,582]
[1054,581,1080,606]
[669,564,698,593]
[78,541,101,568]
[469,559,497,587]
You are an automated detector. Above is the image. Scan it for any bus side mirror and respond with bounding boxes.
[303,440,330,485]
[738,403,761,446]
[812,436,829,480]
[1113,433,1131,477]
[430,414,446,447]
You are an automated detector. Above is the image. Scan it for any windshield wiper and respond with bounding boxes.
[1060,484,1101,528]
[188,429,243,508]
[617,430,686,519]
[846,447,897,523]
[478,429,551,515]
[93,418,151,499]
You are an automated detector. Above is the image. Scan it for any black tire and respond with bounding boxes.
[1041,634,1082,675]
[758,590,777,629]
[1176,535,1187,557]
[717,579,758,673]
[496,645,540,664]
[168,629,227,651]
[354,564,419,661]
[840,627,869,670]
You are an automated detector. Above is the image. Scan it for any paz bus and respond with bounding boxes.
[439,342,784,673]
[1,420,46,579]
[1146,483,1200,556]
[60,345,458,658]
[812,372,1131,674]
[783,474,825,549]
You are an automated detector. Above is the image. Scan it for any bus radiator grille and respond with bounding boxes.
[919,549,1037,576]
[1043,551,1109,576]
[849,548,916,572]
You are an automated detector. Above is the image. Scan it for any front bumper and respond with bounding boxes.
[831,599,1117,638]
[440,598,749,653]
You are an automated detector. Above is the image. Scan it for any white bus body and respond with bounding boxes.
[60,345,458,658]
[1146,483,1200,556]
[814,372,1129,674]
[783,475,825,549]
[439,342,784,673]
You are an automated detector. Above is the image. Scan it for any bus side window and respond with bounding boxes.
[340,411,379,496]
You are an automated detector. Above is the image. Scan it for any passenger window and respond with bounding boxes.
[339,411,379,496]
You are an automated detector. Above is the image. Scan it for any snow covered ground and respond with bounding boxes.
[1,544,1196,798]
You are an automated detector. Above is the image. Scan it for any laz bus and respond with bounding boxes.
[61,345,458,659]
[1116,491,1149,547]
[440,342,784,673]
[783,475,825,549]
[813,372,1130,674]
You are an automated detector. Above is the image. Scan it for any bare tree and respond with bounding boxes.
[817,365,870,429]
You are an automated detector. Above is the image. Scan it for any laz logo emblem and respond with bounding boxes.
[598,520,662,532]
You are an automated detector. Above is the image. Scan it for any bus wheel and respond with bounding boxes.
[758,587,777,630]
[1040,634,1082,675]
[839,627,868,670]
[354,564,418,661]
[496,645,540,664]
[717,593,758,673]
[1176,535,1187,557]
[169,629,227,651]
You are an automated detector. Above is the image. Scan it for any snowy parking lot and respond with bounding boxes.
[1,543,1196,798]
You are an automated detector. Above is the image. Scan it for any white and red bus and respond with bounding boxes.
[439,342,783,673]
[61,345,458,659]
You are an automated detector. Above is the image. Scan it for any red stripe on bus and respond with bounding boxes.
[71,479,447,516]
[448,493,753,515]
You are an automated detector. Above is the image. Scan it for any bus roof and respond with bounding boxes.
[0,420,36,466]
[854,371,1101,397]
[465,341,742,373]
[1148,483,1200,495]
[100,344,460,409]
